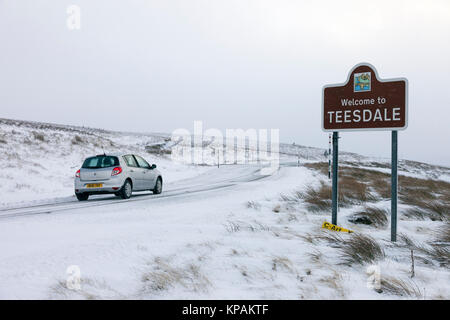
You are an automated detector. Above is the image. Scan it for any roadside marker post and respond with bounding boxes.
[322,63,408,241]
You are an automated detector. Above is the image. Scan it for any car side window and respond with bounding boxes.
[123,155,138,167]
[134,155,150,169]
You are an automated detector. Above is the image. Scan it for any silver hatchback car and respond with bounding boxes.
[74,154,163,201]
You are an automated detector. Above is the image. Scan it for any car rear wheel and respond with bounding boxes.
[76,193,89,201]
[119,180,132,199]
[153,177,162,194]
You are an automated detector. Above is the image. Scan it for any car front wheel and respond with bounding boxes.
[153,178,162,194]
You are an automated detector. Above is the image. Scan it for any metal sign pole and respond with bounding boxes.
[391,131,398,242]
[328,134,332,179]
[332,131,339,225]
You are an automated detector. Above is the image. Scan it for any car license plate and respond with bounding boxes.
[86,183,103,188]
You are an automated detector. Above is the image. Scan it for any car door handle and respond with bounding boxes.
[130,170,134,172]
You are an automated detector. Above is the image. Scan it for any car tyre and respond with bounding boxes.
[153,177,162,194]
[76,193,89,201]
[119,180,133,199]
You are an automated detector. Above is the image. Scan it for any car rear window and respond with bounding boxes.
[82,156,119,169]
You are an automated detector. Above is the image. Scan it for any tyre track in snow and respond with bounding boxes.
[0,163,295,220]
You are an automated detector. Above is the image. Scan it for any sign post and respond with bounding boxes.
[322,63,408,241]
[391,131,398,241]
[331,132,338,225]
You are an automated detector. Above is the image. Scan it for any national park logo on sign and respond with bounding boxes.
[354,72,371,92]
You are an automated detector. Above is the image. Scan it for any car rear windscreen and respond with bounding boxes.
[82,156,119,169]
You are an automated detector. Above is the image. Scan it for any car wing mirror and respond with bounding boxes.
[151,164,157,169]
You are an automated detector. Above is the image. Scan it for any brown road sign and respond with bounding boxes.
[322,63,408,131]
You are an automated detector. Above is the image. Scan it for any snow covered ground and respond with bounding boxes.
[0,118,448,299]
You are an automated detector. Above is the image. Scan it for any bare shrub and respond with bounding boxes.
[379,276,423,298]
[348,206,388,228]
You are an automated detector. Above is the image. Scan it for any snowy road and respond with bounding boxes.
[0,163,292,220]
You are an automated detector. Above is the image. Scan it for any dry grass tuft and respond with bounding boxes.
[402,205,448,222]
[304,162,450,210]
[348,206,388,228]
[415,244,449,268]
[315,232,385,266]
[339,234,385,266]
[71,135,84,145]
[379,276,423,298]
[300,182,332,212]
[246,200,261,210]
[141,257,210,293]
[32,131,45,142]
[224,221,241,233]
[397,232,449,268]
[271,257,294,272]
[307,249,323,264]
[435,223,450,243]
[224,220,270,233]
[398,175,450,216]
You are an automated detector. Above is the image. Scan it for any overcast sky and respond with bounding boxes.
[1,0,449,166]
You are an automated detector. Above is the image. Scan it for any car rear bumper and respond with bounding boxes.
[74,176,124,194]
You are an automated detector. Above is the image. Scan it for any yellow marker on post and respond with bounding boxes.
[322,221,353,233]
